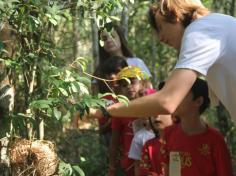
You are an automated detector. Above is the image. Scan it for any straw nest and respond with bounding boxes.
[8,138,58,176]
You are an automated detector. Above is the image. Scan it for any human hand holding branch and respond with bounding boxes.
[70,108,103,129]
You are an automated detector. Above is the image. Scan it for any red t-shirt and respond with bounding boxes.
[112,117,137,172]
[139,138,165,176]
[161,124,234,176]
[98,95,117,132]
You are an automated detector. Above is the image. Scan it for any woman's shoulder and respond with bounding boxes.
[187,13,234,33]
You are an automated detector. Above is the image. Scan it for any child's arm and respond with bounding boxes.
[134,160,141,176]
[108,129,120,176]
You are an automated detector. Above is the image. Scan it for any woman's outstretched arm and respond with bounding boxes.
[71,69,197,123]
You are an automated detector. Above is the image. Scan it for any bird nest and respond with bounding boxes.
[8,138,58,176]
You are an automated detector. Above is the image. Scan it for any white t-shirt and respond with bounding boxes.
[128,128,155,160]
[127,57,152,78]
[175,13,236,124]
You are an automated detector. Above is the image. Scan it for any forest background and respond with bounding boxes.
[0,0,235,175]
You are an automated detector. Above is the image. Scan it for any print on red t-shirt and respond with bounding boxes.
[160,124,234,176]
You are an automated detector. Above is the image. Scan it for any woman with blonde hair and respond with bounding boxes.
[73,0,236,132]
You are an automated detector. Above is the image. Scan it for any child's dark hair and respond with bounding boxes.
[97,56,128,93]
[148,117,160,138]
[100,55,127,76]
[157,78,210,114]
[158,81,165,90]
[191,78,210,114]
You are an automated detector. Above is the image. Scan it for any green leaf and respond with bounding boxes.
[4,59,19,68]
[52,79,61,87]
[80,156,86,162]
[46,13,52,18]
[0,41,4,52]
[28,18,33,32]
[104,22,113,32]
[106,17,112,23]
[123,78,131,84]
[96,15,104,28]
[72,165,85,176]
[49,18,57,25]
[32,16,40,25]
[75,57,87,72]
[99,40,104,47]
[109,16,120,21]
[130,0,134,4]
[76,1,84,7]
[117,95,129,106]
[61,111,71,123]
[16,113,32,118]
[59,87,69,96]
[58,161,73,175]
[77,82,89,95]
[100,92,118,100]
[71,83,79,93]
[53,107,61,120]
[77,76,91,85]
[30,100,52,109]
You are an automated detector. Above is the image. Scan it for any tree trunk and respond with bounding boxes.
[0,23,15,120]
[230,0,235,16]
[212,0,224,12]
[0,137,10,175]
[72,9,80,61]
[39,118,44,140]
[151,31,158,86]
[121,6,129,39]
[91,17,99,69]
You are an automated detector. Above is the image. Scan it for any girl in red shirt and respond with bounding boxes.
[109,67,145,176]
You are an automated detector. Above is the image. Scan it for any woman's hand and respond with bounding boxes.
[88,108,103,119]
[70,108,104,129]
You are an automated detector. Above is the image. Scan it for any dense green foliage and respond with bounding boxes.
[0,0,235,175]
